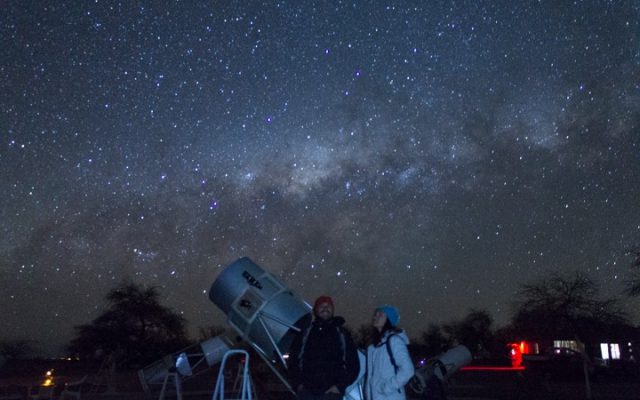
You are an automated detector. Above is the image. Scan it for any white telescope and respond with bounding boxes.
[138,336,232,399]
[409,345,471,397]
[209,257,312,391]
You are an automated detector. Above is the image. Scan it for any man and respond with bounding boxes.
[288,296,360,400]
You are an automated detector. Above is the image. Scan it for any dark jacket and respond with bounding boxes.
[288,316,360,395]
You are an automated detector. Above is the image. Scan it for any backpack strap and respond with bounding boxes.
[298,325,312,370]
[385,333,403,394]
[385,333,398,373]
[336,326,347,365]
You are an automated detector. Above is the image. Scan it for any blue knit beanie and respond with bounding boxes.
[377,305,400,327]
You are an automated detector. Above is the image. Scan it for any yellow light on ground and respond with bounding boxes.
[42,369,55,386]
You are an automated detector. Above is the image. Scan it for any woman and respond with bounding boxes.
[364,305,414,400]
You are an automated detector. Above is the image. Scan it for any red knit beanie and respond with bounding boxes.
[313,295,334,311]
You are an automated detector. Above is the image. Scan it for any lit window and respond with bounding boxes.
[610,343,620,360]
[600,343,610,360]
[553,340,579,351]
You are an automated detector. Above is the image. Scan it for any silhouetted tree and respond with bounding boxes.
[510,271,627,400]
[445,309,496,357]
[420,323,452,357]
[67,281,189,368]
[511,271,628,343]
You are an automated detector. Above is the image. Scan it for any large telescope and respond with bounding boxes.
[208,257,312,391]
[139,257,311,398]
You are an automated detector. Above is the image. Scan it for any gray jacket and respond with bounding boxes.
[364,330,414,400]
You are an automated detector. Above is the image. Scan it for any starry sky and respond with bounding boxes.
[2,1,640,357]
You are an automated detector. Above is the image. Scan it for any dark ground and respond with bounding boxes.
[440,367,640,400]
[2,359,639,400]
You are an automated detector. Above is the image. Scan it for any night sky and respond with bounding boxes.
[2,1,640,357]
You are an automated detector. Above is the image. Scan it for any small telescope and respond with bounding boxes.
[410,345,472,399]
[138,336,232,399]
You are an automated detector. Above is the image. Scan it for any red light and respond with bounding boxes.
[461,366,526,371]
[508,343,523,367]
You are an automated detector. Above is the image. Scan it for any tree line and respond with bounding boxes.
[2,256,640,368]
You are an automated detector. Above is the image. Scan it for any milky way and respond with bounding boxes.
[2,2,639,356]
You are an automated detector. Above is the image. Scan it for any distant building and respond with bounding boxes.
[515,323,639,366]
